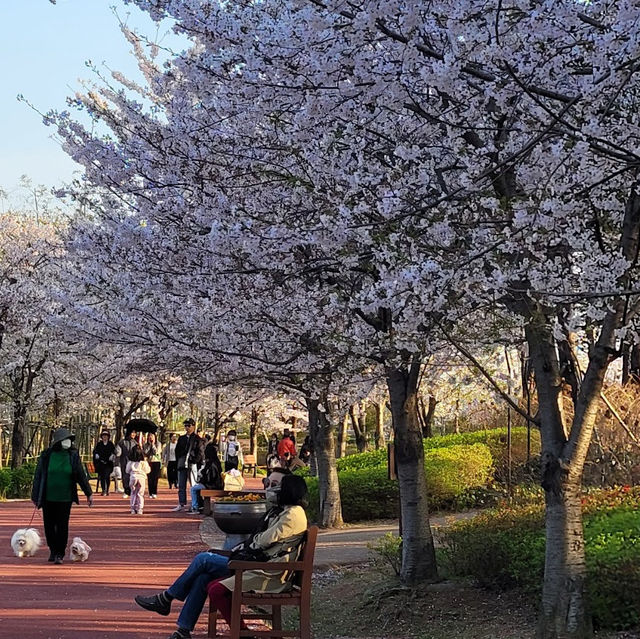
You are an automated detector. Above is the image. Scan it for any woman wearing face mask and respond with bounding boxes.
[31,428,94,564]
[222,429,244,471]
[135,468,308,639]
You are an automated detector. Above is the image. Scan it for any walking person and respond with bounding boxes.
[126,446,151,515]
[221,429,243,471]
[144,432,162,498]
[31,428,94,564]
[92,430,115,496]
[135,470,307,639]
[111,445,124,493]
[117,427,139,498]
[173,418,204,512]
[162,432,179,489]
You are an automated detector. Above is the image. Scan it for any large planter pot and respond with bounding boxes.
[212,500,268,535]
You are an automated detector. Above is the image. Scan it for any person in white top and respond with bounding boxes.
[162,433,179,489]
[222,429,244,471]
[126,446,151,515]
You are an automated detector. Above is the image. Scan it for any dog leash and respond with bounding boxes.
[27,503,39,527]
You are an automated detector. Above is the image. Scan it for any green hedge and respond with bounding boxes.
[336,427,540,482]
[0,462,36,499]
[438,487,640,630]
[306,443,493,522]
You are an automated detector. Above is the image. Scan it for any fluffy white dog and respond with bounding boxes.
[10,528,42,558]
[69,536,92,562]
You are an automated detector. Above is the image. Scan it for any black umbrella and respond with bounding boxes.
[125,418,158,434]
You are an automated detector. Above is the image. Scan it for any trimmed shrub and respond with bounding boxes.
[0,462,36,499]
[306,443,493,522]
[426,443,493,502]
[0,467,11,499]
[336,427,540,482]
[438,487,640,630]
[336,448,386,472]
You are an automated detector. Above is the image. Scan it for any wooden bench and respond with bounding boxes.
[241,454,258,478]
[207,525,317,639]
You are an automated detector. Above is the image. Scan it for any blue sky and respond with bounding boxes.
[1,0,179,201]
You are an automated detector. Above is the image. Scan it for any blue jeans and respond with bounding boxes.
[168,551,231,631]
[190,482,204,510]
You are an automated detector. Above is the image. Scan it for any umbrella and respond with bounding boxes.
[125,418,158,434]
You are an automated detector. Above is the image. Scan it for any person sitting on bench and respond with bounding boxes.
[188,444,224,514]
[134,468,307,639]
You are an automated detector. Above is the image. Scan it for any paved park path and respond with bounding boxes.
[1,480,478,639]
[1,486,219,639]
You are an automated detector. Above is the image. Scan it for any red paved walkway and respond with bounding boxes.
[0,486,219,639]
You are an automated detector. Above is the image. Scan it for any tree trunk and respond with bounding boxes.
[249,407,259,456]
[307,396,343,528]
[348,403,367,453]
[114,392,149,442]
[419,395,437,438]
[454,398,460,434]
[538,474,592,639]
[337,412,348,458]
[374,401,386,449]
[385,357,438,584]
[630,344,640,384]
[11,400,27,469]
[527,315,616,639]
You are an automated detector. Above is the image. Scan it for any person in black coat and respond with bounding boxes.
[92,430,115,496]
[31,428,93,564]
[173,419,205,511]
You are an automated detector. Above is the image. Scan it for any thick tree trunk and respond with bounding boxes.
[527,314,616,639]
[538,476,592,639]
[337,412,348,458]
[374,401,385,449]
[307,396,343,528]
[385,357,438,584]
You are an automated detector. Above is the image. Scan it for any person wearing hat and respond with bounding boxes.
[92,430,116,496]
[31,428,94,564]
[172,418,204,512]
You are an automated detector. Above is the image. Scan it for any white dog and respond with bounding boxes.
[69,536,92,562]
[10,528,42,558]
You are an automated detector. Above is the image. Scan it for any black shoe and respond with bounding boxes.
[135,593,171,616]
[48,552,55,562]
[167,630,191,639]
[54,556,63,565]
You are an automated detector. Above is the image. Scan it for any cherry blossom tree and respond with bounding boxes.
[46,0,640,628]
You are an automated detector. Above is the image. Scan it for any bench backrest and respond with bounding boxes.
[291,525,318,591]
[243,454,257,465]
